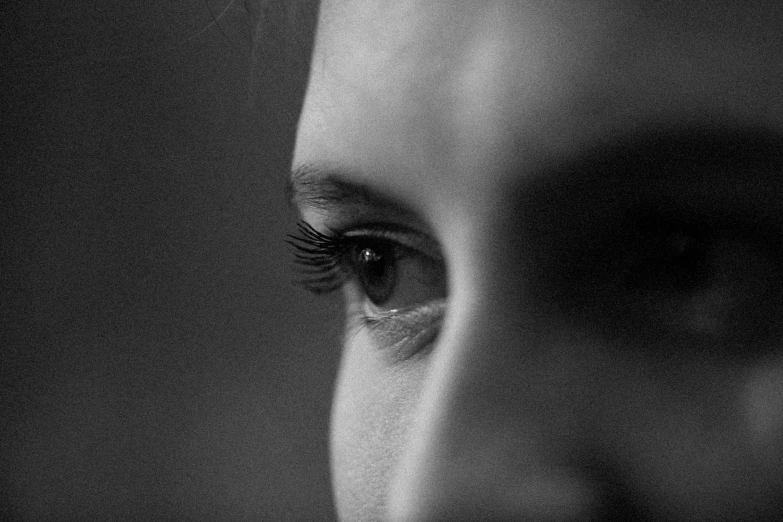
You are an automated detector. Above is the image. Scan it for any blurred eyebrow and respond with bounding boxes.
[288,164,414,216]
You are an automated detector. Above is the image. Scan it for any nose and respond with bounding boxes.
[384,288,632,521]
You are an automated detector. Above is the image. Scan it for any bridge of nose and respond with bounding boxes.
[384,293,623,520]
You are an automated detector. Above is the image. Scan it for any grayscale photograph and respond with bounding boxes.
[4,1,783,521]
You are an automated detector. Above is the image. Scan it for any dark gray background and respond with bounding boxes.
[2,1,339,519]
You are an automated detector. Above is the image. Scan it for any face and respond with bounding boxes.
[290,1,783,520]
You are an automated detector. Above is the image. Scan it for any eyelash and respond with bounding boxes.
[286,221,350,295]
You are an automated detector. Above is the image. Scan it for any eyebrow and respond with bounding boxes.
[289,127,783,220]
[288,164,417,218]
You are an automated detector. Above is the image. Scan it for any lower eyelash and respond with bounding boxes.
[287,221,348,294]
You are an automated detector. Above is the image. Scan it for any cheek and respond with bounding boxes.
[607,356,783,518]
[330,332,426,520]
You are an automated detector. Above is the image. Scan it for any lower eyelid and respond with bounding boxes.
[347,298,446,358]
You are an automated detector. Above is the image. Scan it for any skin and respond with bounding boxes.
[292,1,783,520]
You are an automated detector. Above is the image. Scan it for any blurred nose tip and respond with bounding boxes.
[387,467,605,522]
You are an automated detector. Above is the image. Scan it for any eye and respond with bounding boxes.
[287,220,447,314]
[349,241,396,306]
[344,235,446,315]
[547,208,783,355]
[614,217,783,350]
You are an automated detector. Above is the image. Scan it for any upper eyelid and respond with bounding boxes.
[340,224,444,261]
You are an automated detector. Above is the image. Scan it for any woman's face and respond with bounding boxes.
[291,1,783,520]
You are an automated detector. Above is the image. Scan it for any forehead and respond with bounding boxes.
[294,1,783,215]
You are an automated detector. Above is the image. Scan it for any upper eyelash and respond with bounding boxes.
[287,221,349,294]
[287,220,441,297]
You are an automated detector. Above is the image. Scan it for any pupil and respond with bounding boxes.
[357,245,396,306]
[360,247,386,281]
